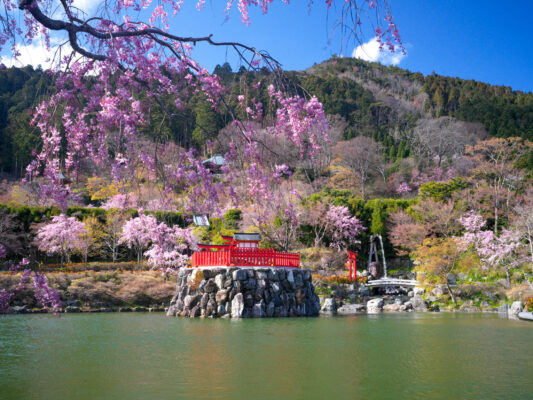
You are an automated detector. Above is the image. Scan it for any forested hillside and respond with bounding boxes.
[1,57,531,176]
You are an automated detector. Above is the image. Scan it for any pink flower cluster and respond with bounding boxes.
[325,205,365,251]
[143,222,198,276]
[396,182,411,195]
[101,193,140,210]
[458,211,522,270]
[34,214,87,258]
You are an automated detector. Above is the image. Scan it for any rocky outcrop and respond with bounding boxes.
[337,303,366,315]
[167,268,320,318]
[510,301,523,315]
[320,298,336,314]
[367,298,384,313]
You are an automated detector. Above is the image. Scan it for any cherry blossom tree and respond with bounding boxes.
[144,221,198,277]
[465,138,533,233]
[396,182,411,195]
[119,212,158,265]
[458,210,523,282]
[34,214,87,266]
[101,193,139,211]
[303,202,365,250]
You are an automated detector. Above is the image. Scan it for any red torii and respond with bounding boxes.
[346,250,358,280]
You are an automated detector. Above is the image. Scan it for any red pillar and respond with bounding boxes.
[347,251,357,280]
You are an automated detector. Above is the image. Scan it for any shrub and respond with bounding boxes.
[525,297,533,311]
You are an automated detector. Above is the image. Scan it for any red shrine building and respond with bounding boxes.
[191,233,300,268]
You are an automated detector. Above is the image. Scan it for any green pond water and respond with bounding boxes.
[0,313,532,400]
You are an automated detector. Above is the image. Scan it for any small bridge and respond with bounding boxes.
[366,278,419,288]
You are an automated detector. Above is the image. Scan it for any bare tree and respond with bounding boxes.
[411,117,485,167]
[0,209,26,257]
[466,137,532,233]
[513,190,533,264]
[333,136,383,200]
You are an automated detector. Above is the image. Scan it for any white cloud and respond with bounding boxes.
[1,41,54,69]
[71,0,99,14]
[0,1,97,69]
[352,38,407,66]
[0,37,71,69]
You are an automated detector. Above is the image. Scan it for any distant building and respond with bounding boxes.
[202,155,226,174]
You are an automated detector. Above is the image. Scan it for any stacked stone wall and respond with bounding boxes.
[167,267,320,318]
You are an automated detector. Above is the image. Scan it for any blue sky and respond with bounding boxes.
[3,1,532,92]
[172,0,533,93]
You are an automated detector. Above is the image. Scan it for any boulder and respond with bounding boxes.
[383,303,402,312]
[431,286,445,297]
[223,277,233,289]
[274,306,288,318]
[233,269,248,281]
[251,288,261,302]
[183,294,201,310]
[252,301,266,318]
[190,305,201,318]
[272,292,283,307]
[295,288,306,304]
[359,285,371,297]
[281,279,292,292]
[187,269,204,290]
[407,296,428,312]
[256,271,269,280]
[320,298,336,314]
[510,301,523,315]
[257,279,268,290]
[294,272,304,288]
[337,304,366,315]
[214,274,225,290]
[217,304,226,315]
[244,292,255,308]
[368,261,383,279]
[268,269,279,281]
[204,279,218,293]
[232,280,242,292]
[287,270,295,288]
[244,278,257,290]
[367,298,384,313]
[266,301,275,317]
[303,269,311,281]
[200,293,209,309]
[278,269,286,281]
[231,293,245,318]
[215,289,228,303]
[447,273,457,286]
[206,299,217,317]
[413,287,425,297]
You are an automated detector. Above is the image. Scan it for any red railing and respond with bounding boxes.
[191,248,299,268]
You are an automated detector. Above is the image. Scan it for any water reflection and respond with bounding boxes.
[0,313,532,400]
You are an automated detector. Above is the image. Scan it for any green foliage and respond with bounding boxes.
[223,209,242,230]
[369,201,385,235]
[301,189,415,260]
[191,97,224,147]
[419,178,471,202]
[423,74,533,140]
[0,66,55,175]
[0,203,186,231]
